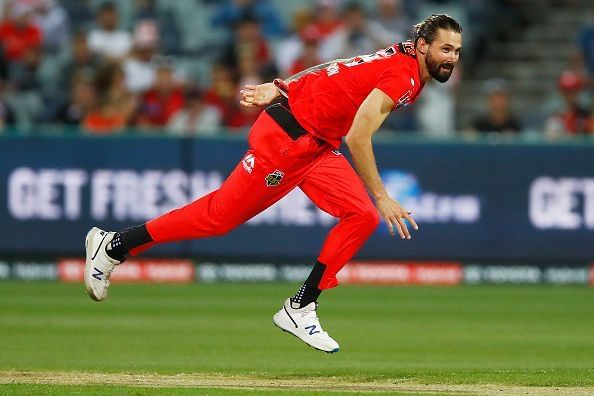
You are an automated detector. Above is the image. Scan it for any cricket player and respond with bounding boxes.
[85,14,462,353]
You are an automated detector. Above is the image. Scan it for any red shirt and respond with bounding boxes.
[0,22,42,61]
[285,42,423,148]
[139,88,185,126]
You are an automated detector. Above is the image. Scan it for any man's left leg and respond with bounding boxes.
[272,151,380,352]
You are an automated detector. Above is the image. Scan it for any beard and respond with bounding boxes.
[425,52,455,83]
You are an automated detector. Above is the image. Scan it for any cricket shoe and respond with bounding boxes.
[84,227,122,302]
[273,298,339,353]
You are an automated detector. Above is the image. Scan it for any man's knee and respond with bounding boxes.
[357,206,380,233]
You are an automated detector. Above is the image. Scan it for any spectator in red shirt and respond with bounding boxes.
[311,0,342,38]
[136,65,184,127]
[288,25,322,76]
[0,3,42,62]
[221,12,275,80]
[544,70,593,138]
[83,99,127,134]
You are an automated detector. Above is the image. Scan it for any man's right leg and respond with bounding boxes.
[85,112,318,301]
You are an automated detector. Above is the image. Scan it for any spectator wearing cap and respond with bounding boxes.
[274,7,315,76]
[311,0,343,39]
[0,2,42,62]
[288,25,322,76]
[123,19,160,93]
[34,0,70,52]
[544,71,592,138]
[136,64,184,128]
[469,78,522,135]
[167,87,222,136]
[87,1,132,61]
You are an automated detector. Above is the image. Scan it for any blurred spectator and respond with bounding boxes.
[55,78,95,124]
[93,62,137,126]
[5,47,44,126]
[83,99,127,134]
[132,0,181,55]
[136,65,184,127]
[221,12,276,80]
[544,71,592,138]
[59,31,98,92]
[61,0,93,31]
[34,0,70,53]
[211,0,285,38]
[469,78,522,134]
[0,2,42,62]
[275,7,314,76]
[288,25,322,76]
[87,1,131,61]
[320,2,390,61]
[311,0,342,39]
[204,63,256,129]
[416,68,461,138]
[123,20,159,93]
[368,0,409,43]
[167,87,222,136]
[8,47,42,92]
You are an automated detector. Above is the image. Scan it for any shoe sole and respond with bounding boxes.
[272,315,339,354]
[84,227,101,302]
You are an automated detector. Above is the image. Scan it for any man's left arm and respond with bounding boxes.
[345,88,418,239]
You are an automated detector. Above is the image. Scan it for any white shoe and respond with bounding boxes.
[273,298,340,353]
[84,227,122,302]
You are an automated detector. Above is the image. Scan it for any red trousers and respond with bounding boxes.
[131,112,380,289]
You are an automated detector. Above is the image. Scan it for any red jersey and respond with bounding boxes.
[285,42,423,148]
[0,22,42,61]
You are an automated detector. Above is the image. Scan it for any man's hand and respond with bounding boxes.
[240,83,280,107]
[375,194,418,239]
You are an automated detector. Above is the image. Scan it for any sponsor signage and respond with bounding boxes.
[464,265,590,285]
[337,261,463,285]
[1,136,594,261]
[58,259,194,283]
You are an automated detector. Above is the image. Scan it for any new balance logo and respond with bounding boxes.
[92,267,104,281]
[242,153,255,173]
[304,325,320,335]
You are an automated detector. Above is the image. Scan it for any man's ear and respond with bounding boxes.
[417,38,428,55]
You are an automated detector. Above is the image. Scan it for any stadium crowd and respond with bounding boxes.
[0,0,591,138]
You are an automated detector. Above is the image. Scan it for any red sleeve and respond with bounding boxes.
[31,26,42,47]
[376,67,413,110]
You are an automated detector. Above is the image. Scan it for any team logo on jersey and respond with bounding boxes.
[242,153,255,173]
[265,170,284,187]
[332,150,342,156]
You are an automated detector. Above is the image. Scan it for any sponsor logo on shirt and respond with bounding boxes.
[242,153,255,173]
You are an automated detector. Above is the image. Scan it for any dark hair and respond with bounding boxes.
[413,14,462,46]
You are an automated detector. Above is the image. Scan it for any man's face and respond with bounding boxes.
[424,29,462,83]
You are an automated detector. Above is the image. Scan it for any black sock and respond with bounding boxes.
[290,261,326,308]
[105,224,153,261]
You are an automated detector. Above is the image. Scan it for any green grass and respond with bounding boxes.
[0,282,592,394]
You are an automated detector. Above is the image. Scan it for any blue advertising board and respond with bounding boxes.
[1,135,593,261]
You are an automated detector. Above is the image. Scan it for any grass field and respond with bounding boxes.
[0,281,592,395]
